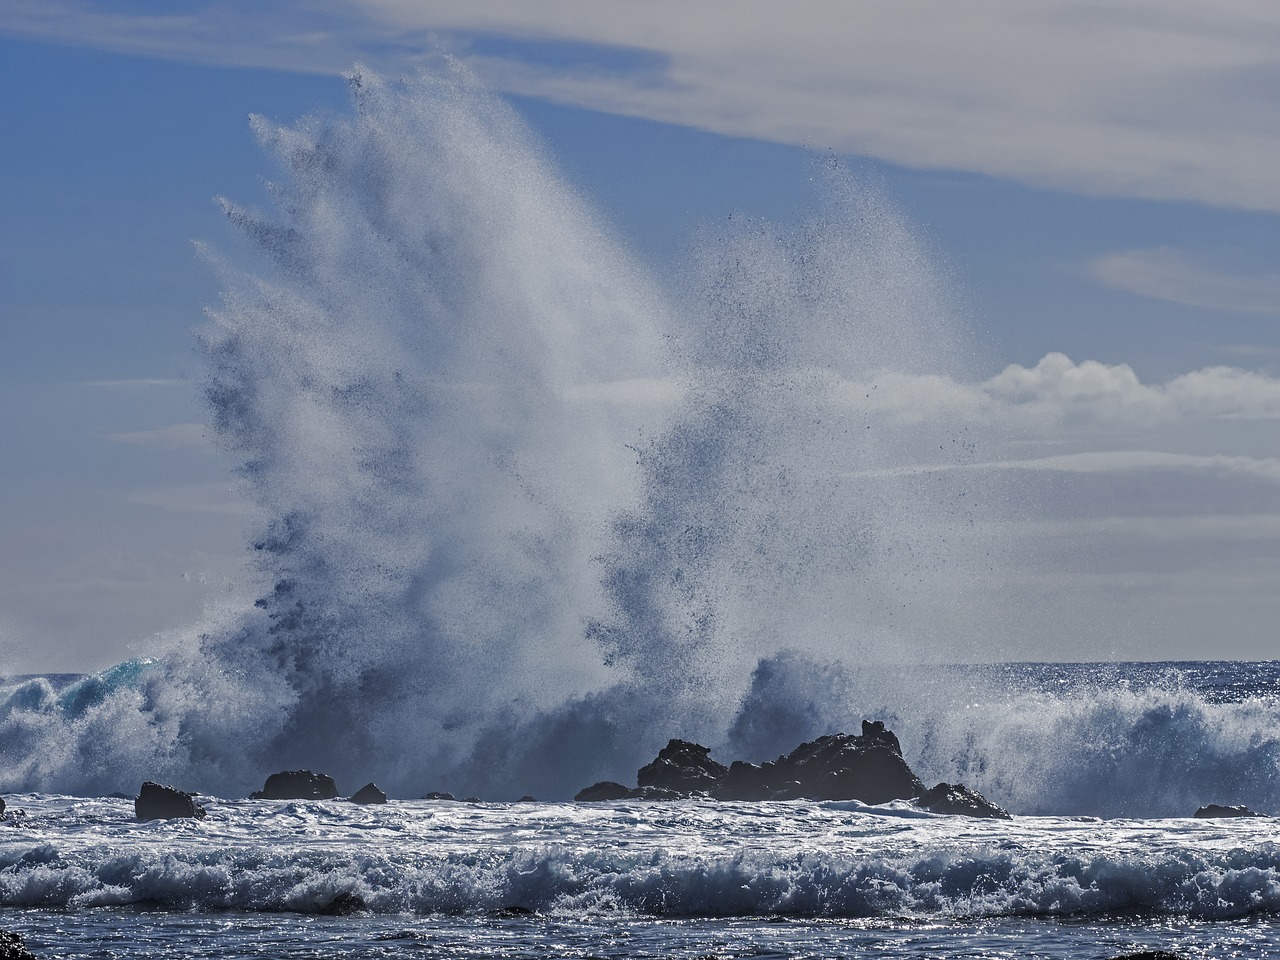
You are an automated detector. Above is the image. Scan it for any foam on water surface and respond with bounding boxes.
[3,794,1280,921]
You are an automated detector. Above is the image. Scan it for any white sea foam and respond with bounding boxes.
[2,795,1278,919]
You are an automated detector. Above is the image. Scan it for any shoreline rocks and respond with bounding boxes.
[135,781,206,821]
[917,782,1011,819]
[251,770,339,801]
[573,720,1007,816]
[0,930,38,960]
[349,782,388,804]
[1193,804,1265,818]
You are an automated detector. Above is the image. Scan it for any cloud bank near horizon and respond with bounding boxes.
[4,0,1280,213]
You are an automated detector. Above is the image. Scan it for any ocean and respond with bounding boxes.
[3,660,1280,958]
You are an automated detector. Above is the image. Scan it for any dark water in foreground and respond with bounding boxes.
[6,911,1279,959]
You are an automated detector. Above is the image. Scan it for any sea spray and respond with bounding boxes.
[3,65,1275,813]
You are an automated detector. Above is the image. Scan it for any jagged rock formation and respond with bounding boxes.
[638,740,728,793]
[574,720,1005,816]
[349,782,388,804]
[250,770,339,800]
[134,781,207,821]
[1193,803,1265,818]
[422,791,456,801]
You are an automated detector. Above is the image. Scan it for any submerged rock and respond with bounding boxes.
[134,781,207,821]
[250,770,339,801]
[574,781,631,802]
[0,930,38,960]
[349,782,388,804]
[1193,803,1265,818]
[916,782,1011,819]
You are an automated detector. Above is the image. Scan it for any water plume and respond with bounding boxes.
[8,61,1225,810]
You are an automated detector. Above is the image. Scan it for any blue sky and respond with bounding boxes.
[2,1,1279,670]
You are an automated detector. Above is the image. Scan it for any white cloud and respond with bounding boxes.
[841,353,1280,427]
[1091,248,1280,314]
[4,0,1280,211]
[989,449,1280,482]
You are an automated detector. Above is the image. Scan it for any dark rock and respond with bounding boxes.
[349,782,387,804]
[250,770,339,801]
[0,796,5,818]
[318,892,365,916]
[517,795,536,802]
[715,761,774,801]
[768,731,925,803]
[463,796,481,803]
[0,930,38,960]
[916,782,1011,819]
[711,728,924,802]
[574,781,631,802]
[134,781,207,821]
[1193,803,1265,818]
[637,739,728,794]
[572,720,935,805]
[422,791,456,801]
[627,785,685,800]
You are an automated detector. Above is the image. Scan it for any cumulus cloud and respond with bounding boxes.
[841,353,1280,427]
[1091,248,1280,314]
[4,0,1280,211]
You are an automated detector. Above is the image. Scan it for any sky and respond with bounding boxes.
[1,0,1279,671]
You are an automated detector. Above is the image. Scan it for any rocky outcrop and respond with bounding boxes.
[134,781,207,821]
[1193,804,1265,818]
[0,796,5,819]
[637,740,728,794]
[349,782,388,804]
[422,791,456,801]
[0,930,39,960]
[250,770,339,801]
[574,781,632,802]
[572,720,1008,815]
[916,782,1011,819]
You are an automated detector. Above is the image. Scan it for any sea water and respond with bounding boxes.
[3,660,1280,958]
[2,64,1278,956]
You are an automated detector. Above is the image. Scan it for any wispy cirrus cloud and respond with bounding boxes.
[84,378,186,390]
[4,0,1280,212]
[1091,248,1280,315]
[108,423,211,449]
